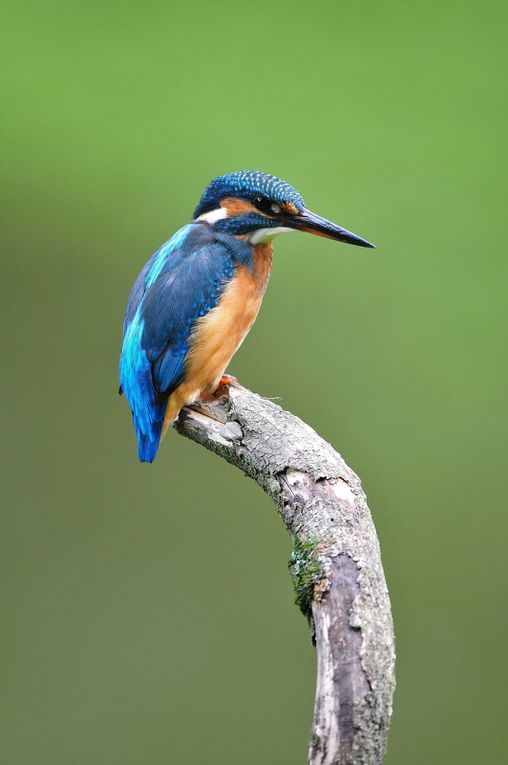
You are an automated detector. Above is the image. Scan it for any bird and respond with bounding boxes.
[119,170,374,462]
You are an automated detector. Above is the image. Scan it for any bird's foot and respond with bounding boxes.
[213,373,238,398]
[218,373,238,388]
[197,375,238,405]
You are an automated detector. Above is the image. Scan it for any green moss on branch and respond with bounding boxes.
[288,537,321,622]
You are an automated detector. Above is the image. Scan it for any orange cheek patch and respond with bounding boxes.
[221,197,259,217]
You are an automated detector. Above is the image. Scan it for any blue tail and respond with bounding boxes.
[136,419,164,463]
[131,394,167,463]
[120,309,169,464]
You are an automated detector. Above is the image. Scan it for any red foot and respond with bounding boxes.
[218,374,238,387]
[197,375,239,404]
[213,373,238,398]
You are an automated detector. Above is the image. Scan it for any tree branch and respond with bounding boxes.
[175,384,395,765]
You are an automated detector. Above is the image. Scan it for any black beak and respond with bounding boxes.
[286,207,375,248]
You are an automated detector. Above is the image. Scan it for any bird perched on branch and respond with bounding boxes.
[119,170,374,462]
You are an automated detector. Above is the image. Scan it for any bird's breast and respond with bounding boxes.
[183,243,273,394]
[250,242,273,294]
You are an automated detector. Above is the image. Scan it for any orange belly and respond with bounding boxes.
[162,243,272,434]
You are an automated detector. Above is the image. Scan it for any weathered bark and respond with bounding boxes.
[175,384,395,765]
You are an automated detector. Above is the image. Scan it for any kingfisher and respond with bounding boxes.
[119,170,374,462]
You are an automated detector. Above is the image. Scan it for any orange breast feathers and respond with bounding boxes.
[162,244,273,434]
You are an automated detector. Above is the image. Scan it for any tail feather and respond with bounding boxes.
[137,422,164,463]
[119,324,168,462]
[132,396,167,463]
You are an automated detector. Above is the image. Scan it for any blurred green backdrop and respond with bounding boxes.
[1,1,506,763]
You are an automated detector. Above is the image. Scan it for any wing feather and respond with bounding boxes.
[119,223,250,461]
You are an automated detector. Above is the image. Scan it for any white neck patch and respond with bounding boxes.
[196,207,228,223]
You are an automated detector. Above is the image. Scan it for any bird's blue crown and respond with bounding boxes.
[193,170,305,219]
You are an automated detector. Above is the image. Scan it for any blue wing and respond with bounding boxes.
[119,223,252,462]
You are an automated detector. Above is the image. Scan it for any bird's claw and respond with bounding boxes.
[219,373,238,387]
[196,374,238,404]
[213,373,238,398]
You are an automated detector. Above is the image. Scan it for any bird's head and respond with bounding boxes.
[193,170,374,247]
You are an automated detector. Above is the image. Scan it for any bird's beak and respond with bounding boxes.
[286,207,375,248]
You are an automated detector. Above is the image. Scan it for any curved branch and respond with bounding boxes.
[175,384,395,765]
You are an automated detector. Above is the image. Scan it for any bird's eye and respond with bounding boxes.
[253,196,281,216]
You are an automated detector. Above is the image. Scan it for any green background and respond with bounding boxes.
[2,1,506,763]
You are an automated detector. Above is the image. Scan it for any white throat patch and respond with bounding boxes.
[247,227,295,244]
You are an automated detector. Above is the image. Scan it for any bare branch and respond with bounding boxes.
[175,384,395,764]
